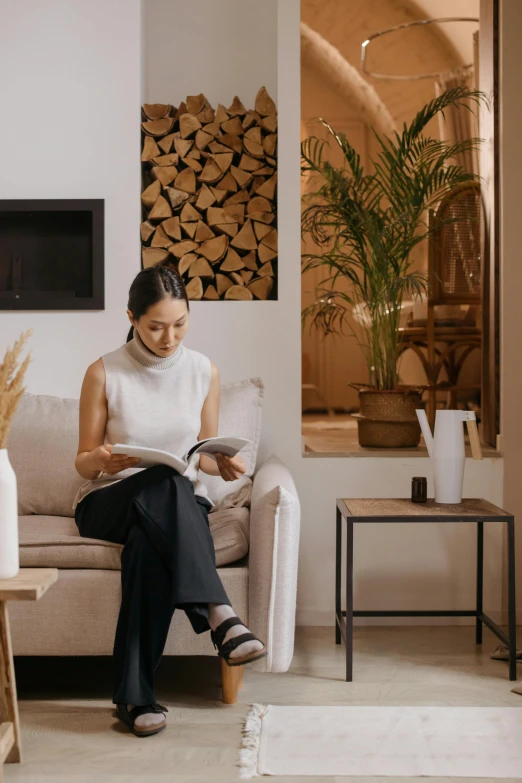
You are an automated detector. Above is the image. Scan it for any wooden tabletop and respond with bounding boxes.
[0,568,58,601]
[338,498,511,520]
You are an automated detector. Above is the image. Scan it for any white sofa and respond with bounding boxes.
[6,377,301,702]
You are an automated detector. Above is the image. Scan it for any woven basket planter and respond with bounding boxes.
[351,386,423,448]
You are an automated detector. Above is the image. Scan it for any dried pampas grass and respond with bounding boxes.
[0,330,33,449]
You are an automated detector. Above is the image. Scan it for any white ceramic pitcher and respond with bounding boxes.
[416,409,483,503]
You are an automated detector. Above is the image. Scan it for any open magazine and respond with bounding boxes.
[111,436,251,475]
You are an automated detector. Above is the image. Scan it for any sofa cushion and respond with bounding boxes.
[8,377,263,516]
[19,506,249,569]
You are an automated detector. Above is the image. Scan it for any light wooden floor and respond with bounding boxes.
[6,625,522,782]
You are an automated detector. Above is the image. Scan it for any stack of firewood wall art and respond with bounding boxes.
[140,87,277,300]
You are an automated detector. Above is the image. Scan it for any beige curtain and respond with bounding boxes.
[435,66,479,175]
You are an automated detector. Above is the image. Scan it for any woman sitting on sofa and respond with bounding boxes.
[73,262,266,737]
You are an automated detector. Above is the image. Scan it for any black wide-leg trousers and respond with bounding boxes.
[73,464,231,706]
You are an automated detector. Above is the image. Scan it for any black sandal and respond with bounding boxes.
[210,616,267,667]
[115,702,168,737]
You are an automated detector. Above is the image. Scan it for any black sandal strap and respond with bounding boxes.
[129,702,169,721]
[212,616,245,648]
[218,632,258,659]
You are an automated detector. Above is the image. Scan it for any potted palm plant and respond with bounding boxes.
[301,86,486,447]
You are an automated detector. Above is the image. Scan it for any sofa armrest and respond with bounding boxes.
[248,454,300,672]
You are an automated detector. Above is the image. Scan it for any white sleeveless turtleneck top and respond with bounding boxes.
[72,326,214,512]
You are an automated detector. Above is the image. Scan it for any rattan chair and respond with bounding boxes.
[398,182,482,428]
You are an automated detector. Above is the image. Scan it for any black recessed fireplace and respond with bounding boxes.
[0,199,104,310]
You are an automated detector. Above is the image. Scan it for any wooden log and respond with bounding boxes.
[195,129,214,150]
[179,113,202,138]
[253,221,272,241]
[210,186,228,204]
[217,172,238,192]
[248,276,273,299]
[215,104,229,123]
[188,257,213,277]
[151,165,178,186]
[242,250,258,271]
[260,227,277,251]
[186,146,201,160]
[255,87,276,117]
[207,207,236,226]
[219,133,243,154]
[258,260,274,277]
[263,134,277,157]
[199,234,228,262]
[151,224,172,247]
[258,243,277,263]
[196,106,215,123]
[180,202,201,222]
[195,183,216,210]
[224,189,250,205]
[248,210,275,225]
[142,118,175,137]
[243,137,264,157]
[212,152,234,173]
[204,284,219,299]
[223,203,245,223]
[170,240,199,258]
[203,121,220,137]
[266,156,276,166]
[254,166,275,176]
[261,114,277,133]
[140,220,156,242]
[195,220,215,242]
[186,93,206,115]
[221,248,244,271]
[228,96,247,116]
[142,247,169,267]
[179,252,198,276]
[199,158,224,183]
[225,285,253,300]
[255,174,277,200]
[209,140,234,155]
[230,272,244,286]
[158,133,177,153]
[185,276,203,299]
[142,136,161,161]
[174,168,197,193]
[214,222,238,238]
[165,186,190,209]
[171,100,186,120]
[174,138,193,158]
[162,216,182,240]
[152,153,179,166]
[250,176,266,195]
[216,273,233,295]
[221,116,244,135]
[183,157,203,172]
[141,180,161,208]
[230,219,257,250]
[244,126,262,144]
[149,195,172,220]
[143,103,171,120]
[240,269,254,284]
[181,222,197,239]
[247,196,273,214]
[242,112,258,130]
[239,154,264,172]
[230,166,252,189]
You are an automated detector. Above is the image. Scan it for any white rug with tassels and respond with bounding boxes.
[238,704,522,778]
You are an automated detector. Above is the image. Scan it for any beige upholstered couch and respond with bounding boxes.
[6,377,300,702]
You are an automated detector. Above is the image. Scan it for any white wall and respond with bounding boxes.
[0,0,506,628]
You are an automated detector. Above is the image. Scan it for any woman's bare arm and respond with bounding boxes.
[75,359,109,479]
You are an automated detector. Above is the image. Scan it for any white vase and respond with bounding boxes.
[0,448,19,578]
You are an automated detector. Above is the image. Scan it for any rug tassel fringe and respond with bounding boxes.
[238,703,269,779]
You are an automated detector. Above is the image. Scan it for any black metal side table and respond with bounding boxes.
[335,498,516,681]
